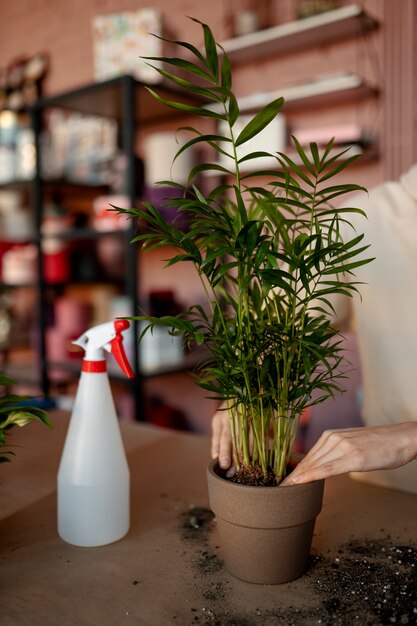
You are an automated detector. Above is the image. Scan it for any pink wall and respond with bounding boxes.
[1,0,416,187]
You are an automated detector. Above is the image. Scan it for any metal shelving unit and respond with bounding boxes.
[25,75,202,420]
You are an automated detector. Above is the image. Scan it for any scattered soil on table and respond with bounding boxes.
[194,550,224,576]
[180,506,216,542]
[178,507,417,626]
[201,581,227,602]
[308,539,417,625]
[180,506,226,593]
[190,537,417,625]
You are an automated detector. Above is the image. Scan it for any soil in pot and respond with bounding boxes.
[216,457,300,487]
[218,464,277,487]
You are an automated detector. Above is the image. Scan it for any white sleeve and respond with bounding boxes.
[314,191,369,330]
[328,289,354,330]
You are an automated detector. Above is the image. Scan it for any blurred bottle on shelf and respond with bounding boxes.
[41,196,71,284]
[1,244,37,285]
[296,0,340,19]
[0,111,36,183]
[227,0,274,38]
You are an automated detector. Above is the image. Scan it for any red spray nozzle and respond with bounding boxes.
[110,320,135,379]
[74,320,135,377]
[115,319,130,332]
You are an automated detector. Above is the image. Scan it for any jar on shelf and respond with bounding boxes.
[41,201,71,284]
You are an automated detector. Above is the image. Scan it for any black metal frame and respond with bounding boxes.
[29,74,202,421]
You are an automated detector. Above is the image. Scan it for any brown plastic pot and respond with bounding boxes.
[207,459,324,584]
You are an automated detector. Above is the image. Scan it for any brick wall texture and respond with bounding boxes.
[1,0,416,183]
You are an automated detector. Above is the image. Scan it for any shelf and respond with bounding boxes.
[41,226,132,241]
[42,178,109,192]
[0,237,37,245]
[0,335,31,350]
[0,178,33,190]
[220,4,379,63]
[34,75,203,124]
[0,281,38,289]
[42,277,126,288]
[206,73,377,115]
[0,176,109,192]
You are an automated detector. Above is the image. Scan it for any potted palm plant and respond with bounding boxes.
[117,19,372,583]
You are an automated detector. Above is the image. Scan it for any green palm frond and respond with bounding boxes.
[0,375,53,463]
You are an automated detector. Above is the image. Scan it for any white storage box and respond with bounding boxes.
[218,114,286,172]
[139,321,183,373]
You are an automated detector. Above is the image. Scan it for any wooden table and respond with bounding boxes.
[1,413,417,626]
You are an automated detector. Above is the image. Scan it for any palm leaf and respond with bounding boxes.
[235,98,284,147]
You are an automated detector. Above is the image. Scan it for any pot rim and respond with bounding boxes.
[208,458,324,493]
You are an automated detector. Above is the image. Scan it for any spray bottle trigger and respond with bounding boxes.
[115,319,130,332]
[110,320,135,379]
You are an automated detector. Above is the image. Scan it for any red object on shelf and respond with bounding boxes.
[0,241,15,280]
[42,250,70,284]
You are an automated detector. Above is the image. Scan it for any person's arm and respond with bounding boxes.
[211,415,417,484]
[282,422,417,485]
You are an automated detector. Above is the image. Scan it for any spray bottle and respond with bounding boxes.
[57,319,134,547]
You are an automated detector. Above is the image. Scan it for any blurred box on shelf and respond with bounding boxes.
[41,208,72,284]
[0,146,16,183]
[218,114,286,172]
[139,321,183,373]
[1,244,38,284]
[92,195,131,231]
[92,8,164,84]
[142,131,196,186]
[53,296,92,340]
[15,128,35,179]
[87,284,119,326]
[294,123,373,147]
[296,0,340,20]
[138,289,184,373]
[0,133,35,183]
[0,191,33,241]
[0,110,19,146]
[41,111,118,185]
[0,111,35,182]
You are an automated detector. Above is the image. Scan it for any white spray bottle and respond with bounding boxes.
[57,319,134,547]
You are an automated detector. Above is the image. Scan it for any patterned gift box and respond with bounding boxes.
[92,8,163,83]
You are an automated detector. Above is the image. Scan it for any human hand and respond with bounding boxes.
[282,422,417,486]
[211,403,233,470]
